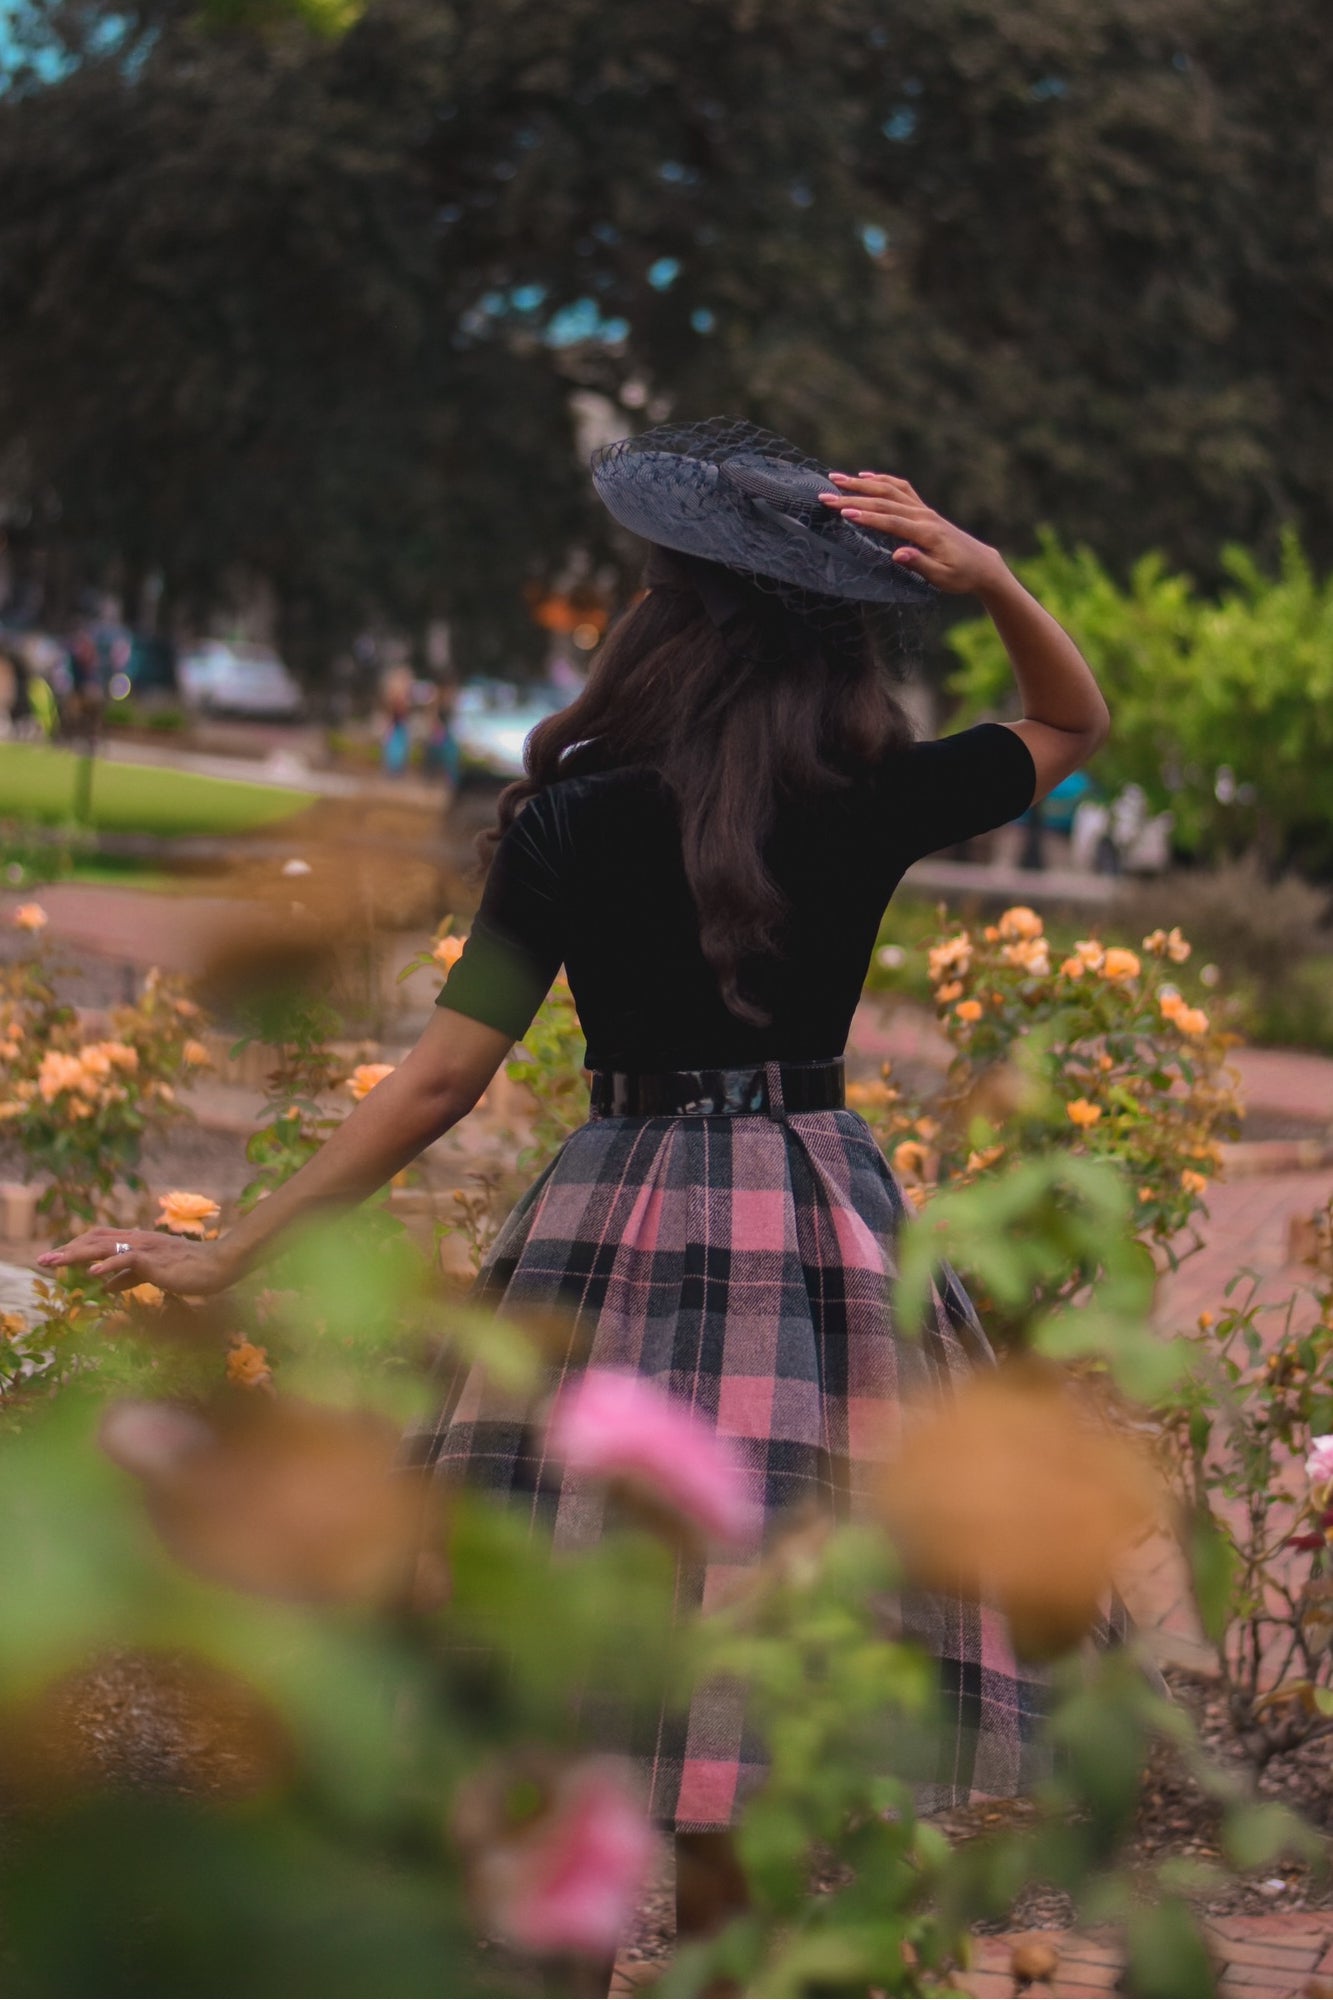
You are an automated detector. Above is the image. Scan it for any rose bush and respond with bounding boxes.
[0,907,211,1232]
[1159,1224,1333,1766]
[849,906,1241,1335]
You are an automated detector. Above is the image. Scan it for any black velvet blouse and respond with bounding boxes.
[436,722,1036,1072]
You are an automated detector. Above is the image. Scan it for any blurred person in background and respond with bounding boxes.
[44,421,1110,1986]
[379,661,414,776]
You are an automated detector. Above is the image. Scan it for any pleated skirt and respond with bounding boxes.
[413,1105,1054,1830]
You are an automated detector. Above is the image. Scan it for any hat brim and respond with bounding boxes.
[592,444,937,608]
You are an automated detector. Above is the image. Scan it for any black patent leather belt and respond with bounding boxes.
[589,1058,845,1119]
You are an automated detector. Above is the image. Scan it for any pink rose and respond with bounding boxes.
[547,1369,760,1548]
[455,1757,656,1958]
[1306,1436,1333,1492]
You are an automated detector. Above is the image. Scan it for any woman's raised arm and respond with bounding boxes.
[820,471,1109,798]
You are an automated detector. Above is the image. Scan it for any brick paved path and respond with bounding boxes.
[959,1915,1333,1998]
[613,1912,1333,1997]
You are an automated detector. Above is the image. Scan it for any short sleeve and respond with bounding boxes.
[435,793,566,1041]
[896,723,1036,862]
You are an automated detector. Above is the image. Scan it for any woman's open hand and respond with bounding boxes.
[37,1227,239,1296]
[820,473,1007,597]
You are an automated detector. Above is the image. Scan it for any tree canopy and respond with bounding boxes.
[0,0,1328,674]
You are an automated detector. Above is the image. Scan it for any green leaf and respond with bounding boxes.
[1188,1509,1237,1646]
[1123,1900,1216,1998]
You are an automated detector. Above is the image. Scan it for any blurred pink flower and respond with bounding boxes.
[1306,1436,1333,1494]
[457,1757,656,1958]
[547,1369,759,1547]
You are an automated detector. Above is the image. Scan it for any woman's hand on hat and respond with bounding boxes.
[820,474,1007,597]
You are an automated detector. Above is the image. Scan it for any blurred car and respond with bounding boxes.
[453,679,572,781]
[177,641,304,720]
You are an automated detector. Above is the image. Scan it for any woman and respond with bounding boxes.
[42,421,1108,1884]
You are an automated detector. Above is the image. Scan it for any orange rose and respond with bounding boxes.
[37,1051,88,1103]
[157,1190,221,1236]
[955,999,983,1024]
[1181,1168,1209,1196]
[182,1039,213,1067]
[12,904,47,932]
[934,980,963,1005]
[432,935,466,972]
[1177,1006,1209,1036]
[998,905,1043,941]
[226,1338,274,1391]
[1065,1098,1102,1129]
[1060,956,1086,979]
[927,932,972,984]
[347,1062,395,1101]
[1099,948,1140,982]
[892,1140,928,1179]
[125,1283,166,1309]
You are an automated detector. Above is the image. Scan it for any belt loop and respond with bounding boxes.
[764,1060,786,1121]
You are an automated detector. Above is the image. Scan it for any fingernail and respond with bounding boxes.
[828,472,851,482]
[844,509,864,520]
[819,493,842,504]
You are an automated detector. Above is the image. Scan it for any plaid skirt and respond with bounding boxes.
[415,1104,1053,1831]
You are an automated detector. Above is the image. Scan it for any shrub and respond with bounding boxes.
[946,528,1333,870]
[0,907,211,1232]
[1159,1227,1333,1769]
[850,905,1241,1337]
[1113,859,1330,1005]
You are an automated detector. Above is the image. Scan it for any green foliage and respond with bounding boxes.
[5,0,1333,662]
[1158,1238,1333,1763]
[503,977,588,1176]
[947,530,1333,869]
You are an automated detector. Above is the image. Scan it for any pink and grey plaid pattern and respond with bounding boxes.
[416,1107,1055,1830]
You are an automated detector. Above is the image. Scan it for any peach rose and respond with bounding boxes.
[12,904,47,932]
[37,1051,89,1103]
[998,905,1043,941]
[1060,955,1086,979]
[1143,926,1191,963]
[955,999,983,1024]
[1065,1098,1102,1129]
[1181,1168,1209,1196]
[432,934,466,972]
[125,1282,166,1309]
[934,980,963,1005]
[1002,937,1051,976]
[1099,948,1140,982]
[1073,938,1105,971]
[892,1140,928,1179]
[927,932,972,984]
[347,1062,395,1101]
[182,1040,212,1067]
[226,1339,274,1391]
[157,1190,221,1236]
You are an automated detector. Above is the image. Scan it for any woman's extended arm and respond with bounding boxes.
[39,1008,513,1295]
[820,471,1109,798]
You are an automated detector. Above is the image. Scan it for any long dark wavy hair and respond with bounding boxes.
[486,549,916,1023]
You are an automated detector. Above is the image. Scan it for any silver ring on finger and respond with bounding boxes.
[114,1241,131,1256]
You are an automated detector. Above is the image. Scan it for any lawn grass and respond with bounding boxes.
[0,743,313,837]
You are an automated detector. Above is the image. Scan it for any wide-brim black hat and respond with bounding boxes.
[590,416,937,608]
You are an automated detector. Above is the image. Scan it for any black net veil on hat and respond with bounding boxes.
[590,416,940,673]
